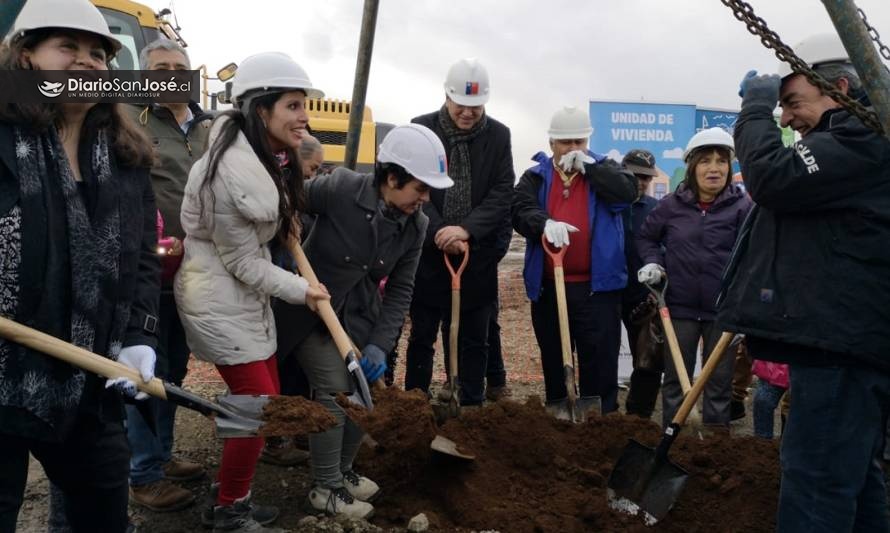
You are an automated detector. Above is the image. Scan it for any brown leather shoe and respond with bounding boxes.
[130,479,195,512]
[163,457,205,481]
[260,437,309,467]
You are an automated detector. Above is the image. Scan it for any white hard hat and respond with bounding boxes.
[377,124,454,189]
[444,58,490,106]
[548,106,593,140]
[778,33,849,79]
[231,52,324,108]
[10,0,121,54]
[683,128,735,162]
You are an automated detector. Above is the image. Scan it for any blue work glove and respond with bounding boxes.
[738,70,757,97]
[740,71,781,108]
[359,344,387,383]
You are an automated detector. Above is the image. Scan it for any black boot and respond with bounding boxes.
[207,489,280,532]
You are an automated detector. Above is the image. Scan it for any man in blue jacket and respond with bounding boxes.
[720,34,890,531]
[512,106,636,414]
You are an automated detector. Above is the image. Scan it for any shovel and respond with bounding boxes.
[607,331,733,525]
[290,241,374,410]
[0,316,265,438]
[290,242,474,461]
[436,244,468,419]
[541,235,601,423]
[647,278,701,425]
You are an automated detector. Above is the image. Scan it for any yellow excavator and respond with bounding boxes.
[91,0,390,171]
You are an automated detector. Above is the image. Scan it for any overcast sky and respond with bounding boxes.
[142,0,890,175]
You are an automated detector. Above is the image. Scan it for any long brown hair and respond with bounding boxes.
[683,146,732,199]
[0,29,151,168]
[199,92,305,246]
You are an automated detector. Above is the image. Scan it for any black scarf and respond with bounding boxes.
[438,104,487,225]
[0,125,128,439]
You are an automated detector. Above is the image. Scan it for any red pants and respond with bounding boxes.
[215,355,280,506]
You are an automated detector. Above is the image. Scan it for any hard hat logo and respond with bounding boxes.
[445,58,490,106]
[438,155,447,173]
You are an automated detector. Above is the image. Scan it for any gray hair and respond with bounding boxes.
[139,38,190,70]
[299,134,323,161]
[814,62,864,99]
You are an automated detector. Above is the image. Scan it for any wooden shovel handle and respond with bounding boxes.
[658,307,692,394]
[0,316,168,398]
[290,241,385,389]
[672,332,734,426]
[443,245,469,290]
[541,234,568,268]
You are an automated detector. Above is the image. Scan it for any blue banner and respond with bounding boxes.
[695,108,739,134]
[589,101,697,192]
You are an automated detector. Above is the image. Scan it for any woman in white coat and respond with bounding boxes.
[175,52,328,532]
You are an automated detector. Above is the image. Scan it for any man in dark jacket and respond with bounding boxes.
[720,34,890,531]
[121,38,211,512]
[404,58,514,406]
[619,149,661,419]
[512,106,637,414]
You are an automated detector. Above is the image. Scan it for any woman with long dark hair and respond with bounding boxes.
[0,0,160,530]
[175,52,328,531]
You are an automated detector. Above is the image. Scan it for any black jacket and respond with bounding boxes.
[717,105,890,373]
[274,169,428,357]
[410,111,514,309]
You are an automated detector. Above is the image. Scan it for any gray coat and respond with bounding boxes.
[275,168,428,357]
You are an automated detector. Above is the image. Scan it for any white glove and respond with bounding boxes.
[558,150,596,174]
[105,344,156,401]
[637,263,665,285]
[543,219,579,248]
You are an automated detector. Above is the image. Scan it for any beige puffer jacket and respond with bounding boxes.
[175,117,308,365]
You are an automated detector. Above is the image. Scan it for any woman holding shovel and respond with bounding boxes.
[636,128,752,429]
[273,124,453,519]
[175,52,329,531]
[0,0,160,530]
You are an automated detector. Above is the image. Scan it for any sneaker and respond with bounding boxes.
[130,479,195,512]
[201,484,279,529]
[342,470,381,502]
[304,486,374,519]
[212,494,284,533]
[163,457,206,482]
[485,384,511,402]
[730,399,746,421]
[260,437,310,467]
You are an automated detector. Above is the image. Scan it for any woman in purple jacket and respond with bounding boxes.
[636,128,752,428]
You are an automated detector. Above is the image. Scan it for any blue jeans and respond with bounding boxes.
[753,379,786,439]
[125,293,189,486]
[778,363,890,533]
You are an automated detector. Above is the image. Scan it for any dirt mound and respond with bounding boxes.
[259,395,338,437]
[357,397,778,532]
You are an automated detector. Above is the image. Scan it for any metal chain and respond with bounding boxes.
[857,7,890,61]
[720,0,884,134]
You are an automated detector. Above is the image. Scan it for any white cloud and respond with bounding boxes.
[663,147,685,160]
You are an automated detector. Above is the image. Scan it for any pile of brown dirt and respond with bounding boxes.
[357,397,779,532]
[258,395,337,437]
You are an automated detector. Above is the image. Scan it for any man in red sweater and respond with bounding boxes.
[512,107,637,414]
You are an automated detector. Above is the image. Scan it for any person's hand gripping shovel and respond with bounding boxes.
[643,271,703,428]
[607,331,733,525]
[289,241,373,409]
[541,232,600,423]
[0,317,272,438]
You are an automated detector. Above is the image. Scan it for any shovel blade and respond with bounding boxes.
[345,351,374,410]
[607,439,688,525]
[430,434,475,461]
[545,396,601,423]
[213,394,268,438]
